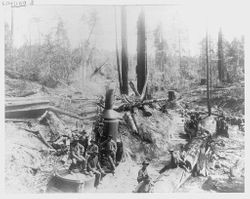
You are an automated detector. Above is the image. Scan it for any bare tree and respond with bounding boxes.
[121,6,129,94]
[217,28,226,82]
[206,31,211,115]
[136,9,147,95]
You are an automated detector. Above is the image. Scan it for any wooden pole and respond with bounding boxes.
[206,31,211,116]
[121,6,129,95]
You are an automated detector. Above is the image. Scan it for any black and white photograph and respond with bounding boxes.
[1,0,247,194]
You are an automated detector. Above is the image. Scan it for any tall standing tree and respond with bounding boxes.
[217,28,226,82]
[136,9,147,95]
[121,6,129,94]
[154,23,167,72]
[206,31,211,115]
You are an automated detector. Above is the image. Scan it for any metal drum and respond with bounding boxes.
[102,89,119,141]
[103,109,119,142]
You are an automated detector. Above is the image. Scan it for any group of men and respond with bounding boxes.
[52,129,118,188]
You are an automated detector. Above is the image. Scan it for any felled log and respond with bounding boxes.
[5,105,50,118]
[131,108,140,134]
[45,111,68,139]
[5,98,50,118]
[123,112,138,134]
[5,99,50,110]
[152,167,191,192]
[153,129,212,192]
[184,136,208,171]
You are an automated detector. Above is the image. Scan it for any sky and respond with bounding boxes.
[3,2,246,56]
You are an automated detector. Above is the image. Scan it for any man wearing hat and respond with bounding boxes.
[106,135,117,174]
[86,139,99,155]
[68,137,88,175]
[87,147,105,188]
[135,160,151,193]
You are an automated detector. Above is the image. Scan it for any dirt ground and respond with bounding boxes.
[4,78,245,193]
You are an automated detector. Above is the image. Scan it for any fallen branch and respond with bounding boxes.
[90,59,109,78]
[21,127,54,149]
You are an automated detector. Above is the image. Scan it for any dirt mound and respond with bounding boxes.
[5,122,61,193]
[120,108,173,162]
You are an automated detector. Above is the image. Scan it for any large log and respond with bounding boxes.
[44,111,69,139]
[123,112,138,134]
[153,129,212,192]
[5,100,50,111]
[152,167,191,192]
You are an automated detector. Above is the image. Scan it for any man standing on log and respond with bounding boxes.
[135,160,151,193]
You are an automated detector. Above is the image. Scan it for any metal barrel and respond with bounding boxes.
[102,89,119,142]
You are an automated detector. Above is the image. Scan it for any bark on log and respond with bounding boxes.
[45,111,68,139]
[123,112,138,134]
[5,100,50,111]
[153,129,212,192]
[152,167,191,192]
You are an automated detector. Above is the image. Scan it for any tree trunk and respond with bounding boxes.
[217,29,226,82]
[136,10,147,96]
[114,7,122,94]
[121,6,129,95]
[206,31,211,115]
